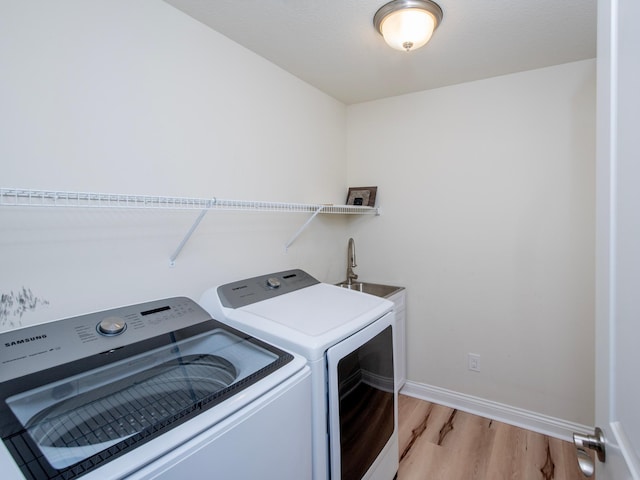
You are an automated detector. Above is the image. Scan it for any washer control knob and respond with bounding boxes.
[97,316,127,336]
[266,277,281,289]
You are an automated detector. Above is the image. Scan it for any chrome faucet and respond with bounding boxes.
[346,237,358,285]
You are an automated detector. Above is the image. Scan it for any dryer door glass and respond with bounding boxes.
[328,321,395,480]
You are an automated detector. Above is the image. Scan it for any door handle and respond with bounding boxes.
[573,427,606,477]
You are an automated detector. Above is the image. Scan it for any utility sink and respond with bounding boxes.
[336,281,403,298]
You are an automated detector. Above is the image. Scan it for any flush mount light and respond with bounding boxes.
[373,0,443,52]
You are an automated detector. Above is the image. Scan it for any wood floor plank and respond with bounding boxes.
[398,394,433,460]
[442,409,496,479]
[486,420,527,479]
[397,394,590,480]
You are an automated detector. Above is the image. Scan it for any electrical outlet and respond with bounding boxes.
[468,353,481,372]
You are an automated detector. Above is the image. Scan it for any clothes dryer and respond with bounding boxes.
[200,269,398,480]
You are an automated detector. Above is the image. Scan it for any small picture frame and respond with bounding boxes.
[346,186,377,207]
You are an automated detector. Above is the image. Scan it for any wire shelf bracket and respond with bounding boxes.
[284,206,324,251]
[169,203,212,267]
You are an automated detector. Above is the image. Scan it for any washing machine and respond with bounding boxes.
[0,297,312,480]
[200,269,398,480]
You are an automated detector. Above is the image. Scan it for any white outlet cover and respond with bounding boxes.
[468,353,481,372]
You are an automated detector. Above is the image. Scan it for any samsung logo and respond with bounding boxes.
[5,334,47,348]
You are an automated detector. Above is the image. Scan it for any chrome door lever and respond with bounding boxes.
[574,427,606,462]
[573,427,606,477]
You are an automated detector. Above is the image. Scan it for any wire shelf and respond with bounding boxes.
[1,188,380,265]
[0,188,379,215]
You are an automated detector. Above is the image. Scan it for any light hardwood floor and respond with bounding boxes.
[397,394,591,480]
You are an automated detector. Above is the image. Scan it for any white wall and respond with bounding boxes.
[346,60,596,425]
[0,0,349,329]
[0,0,597,429]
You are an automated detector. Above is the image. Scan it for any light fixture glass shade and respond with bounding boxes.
[374,0,443,52]
[380,8,436,51]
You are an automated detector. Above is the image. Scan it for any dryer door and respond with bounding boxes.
[326,311,398,480]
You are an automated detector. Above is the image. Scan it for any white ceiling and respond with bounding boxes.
[163,0,597,105]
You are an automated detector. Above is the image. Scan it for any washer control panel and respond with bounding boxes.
[218,269,320,308]
[0,297,208,382]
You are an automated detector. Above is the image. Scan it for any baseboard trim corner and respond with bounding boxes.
[400,381,593,442]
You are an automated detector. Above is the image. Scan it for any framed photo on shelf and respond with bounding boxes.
[346,186,377,207]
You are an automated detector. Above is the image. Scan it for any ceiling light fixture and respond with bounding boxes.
[373,0,443,52]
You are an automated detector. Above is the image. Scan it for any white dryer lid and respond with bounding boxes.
[215,283,393,360]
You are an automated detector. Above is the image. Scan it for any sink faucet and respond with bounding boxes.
[346,237,358,286]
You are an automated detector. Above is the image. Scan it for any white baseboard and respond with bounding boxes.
[400,381,593,442]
